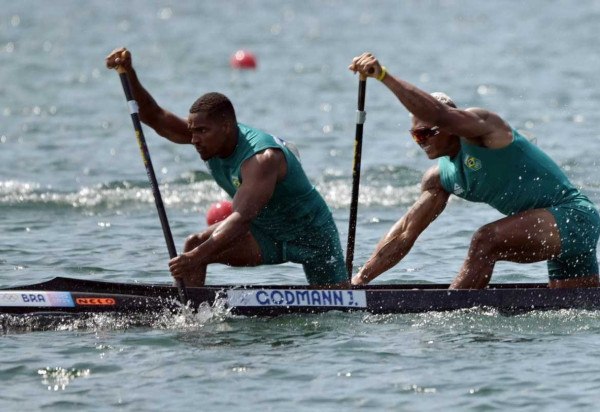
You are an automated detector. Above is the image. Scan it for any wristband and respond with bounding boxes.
[377,66,387,81]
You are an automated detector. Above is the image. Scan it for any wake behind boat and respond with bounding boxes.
[2,276,600,316]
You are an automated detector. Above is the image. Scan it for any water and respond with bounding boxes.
[2,0,600,410]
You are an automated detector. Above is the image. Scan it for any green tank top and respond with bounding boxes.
[206,123,331,241]
[438,129,593,215]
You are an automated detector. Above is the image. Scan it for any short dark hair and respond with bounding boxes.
[189,92,237,123]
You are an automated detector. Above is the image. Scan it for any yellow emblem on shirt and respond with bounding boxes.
[232,177,241,188]
[464,155,482,171]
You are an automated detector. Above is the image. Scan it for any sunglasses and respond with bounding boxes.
[410,126,440,144]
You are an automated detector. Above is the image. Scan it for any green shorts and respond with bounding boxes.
[250,220,348,285]
[546,202,600,280]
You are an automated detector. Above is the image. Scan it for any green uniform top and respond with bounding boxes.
[438,129,592,215]
[206,123,332,241]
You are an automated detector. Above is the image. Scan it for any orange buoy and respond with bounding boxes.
[206,200,233,225]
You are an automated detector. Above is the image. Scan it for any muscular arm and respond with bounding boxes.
[382,76,510,146]
[106,48,191,144]
[185,149,284,262]
[352,166,450,285]
[349,53,512,148]
[124,69,191,144]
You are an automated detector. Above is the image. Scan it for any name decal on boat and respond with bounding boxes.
[0,291,75,307]
[75,297,116,306]
[226,289,367,308]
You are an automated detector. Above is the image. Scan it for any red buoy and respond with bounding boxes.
[206,200,233,225]
[230,50,257,70]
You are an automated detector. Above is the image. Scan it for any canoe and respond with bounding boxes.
[1,276,598,316]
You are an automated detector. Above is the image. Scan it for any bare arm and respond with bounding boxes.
[106,47,192,144]
[349,53,512,148]
[352,166,450,285]
[179,148,284,263]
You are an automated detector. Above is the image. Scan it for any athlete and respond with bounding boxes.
[349,52,600,289]
[106,47,348,287]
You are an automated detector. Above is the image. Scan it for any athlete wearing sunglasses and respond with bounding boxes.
[348,52,600,290]
[410,126,439,144]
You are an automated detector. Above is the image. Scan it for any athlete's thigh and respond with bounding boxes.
[483,208,561,263]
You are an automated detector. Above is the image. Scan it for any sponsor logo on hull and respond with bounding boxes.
[227,289,367,308]
[75,297,116,306]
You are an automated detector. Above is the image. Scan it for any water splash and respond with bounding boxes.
[38,366,90,391]
[0,297,234,334]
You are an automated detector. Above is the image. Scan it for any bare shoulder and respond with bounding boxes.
[421,165,446,193]
[251,148,285,166]
[463,107,508,128]
[464,107,513,148]
[241,148,285,178]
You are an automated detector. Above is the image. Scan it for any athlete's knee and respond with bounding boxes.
[469,224,503,260]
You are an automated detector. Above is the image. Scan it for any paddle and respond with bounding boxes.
[345,74,367,278]
[116,67,188,304]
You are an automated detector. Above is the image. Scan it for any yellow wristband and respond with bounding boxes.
[376,66,387,81]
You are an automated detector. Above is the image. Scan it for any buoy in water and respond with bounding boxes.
[230,50,257,69]
[206,200,233,225]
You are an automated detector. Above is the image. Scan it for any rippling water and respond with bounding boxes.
[2,0,600,410]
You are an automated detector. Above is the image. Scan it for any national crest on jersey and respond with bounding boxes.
[464,155,482,171]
